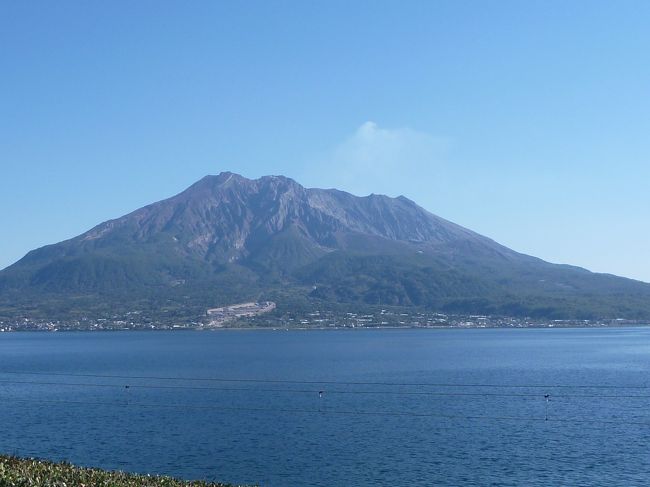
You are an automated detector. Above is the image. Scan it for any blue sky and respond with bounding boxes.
[2,0,649,282]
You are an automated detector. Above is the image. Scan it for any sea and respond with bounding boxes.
[1,327,650,486]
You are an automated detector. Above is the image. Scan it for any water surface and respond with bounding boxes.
[1,328,650,486]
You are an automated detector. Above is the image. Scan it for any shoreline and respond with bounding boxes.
[1,323,650,333]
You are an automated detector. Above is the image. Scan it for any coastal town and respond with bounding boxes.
[1,302,647,332]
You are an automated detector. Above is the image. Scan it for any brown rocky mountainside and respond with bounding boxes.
[1,172,649,321]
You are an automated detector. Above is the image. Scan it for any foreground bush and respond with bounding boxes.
[0,455,251,487]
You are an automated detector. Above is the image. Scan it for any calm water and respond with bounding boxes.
[1,328,650,486]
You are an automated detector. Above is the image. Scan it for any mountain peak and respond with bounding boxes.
[193,172,302,190]
[196,171,245,186]
[2,172,650,321]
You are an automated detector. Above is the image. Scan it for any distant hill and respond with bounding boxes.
[2,171,650,322]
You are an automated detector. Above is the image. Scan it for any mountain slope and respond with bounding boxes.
[2,172,649,321]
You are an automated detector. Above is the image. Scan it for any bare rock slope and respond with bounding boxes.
[2,172,649,320]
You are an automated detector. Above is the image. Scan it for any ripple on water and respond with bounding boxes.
[0,328,650,486]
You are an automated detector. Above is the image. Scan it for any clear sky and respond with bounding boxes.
[2,1,649,282]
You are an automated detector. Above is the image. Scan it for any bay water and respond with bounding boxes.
[1,328,650,486]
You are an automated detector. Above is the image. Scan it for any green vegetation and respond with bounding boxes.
[0,455,250,487]
[3,172,650,325]
[3,247,650,325]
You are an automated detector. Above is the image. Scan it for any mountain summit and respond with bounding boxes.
[2,172,649,321]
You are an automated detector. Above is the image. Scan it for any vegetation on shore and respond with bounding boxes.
[0,455,251,487]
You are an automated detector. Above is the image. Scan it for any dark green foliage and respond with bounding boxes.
[297,251,490,306]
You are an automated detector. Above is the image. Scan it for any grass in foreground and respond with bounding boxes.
[0,455,253,487]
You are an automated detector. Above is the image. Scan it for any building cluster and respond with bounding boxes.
[1,307,647,332]
[238,308,649,330]
[206,301,277,327]
[0,317,202,332]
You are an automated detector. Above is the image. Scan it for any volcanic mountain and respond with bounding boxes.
[1,172,649,321]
